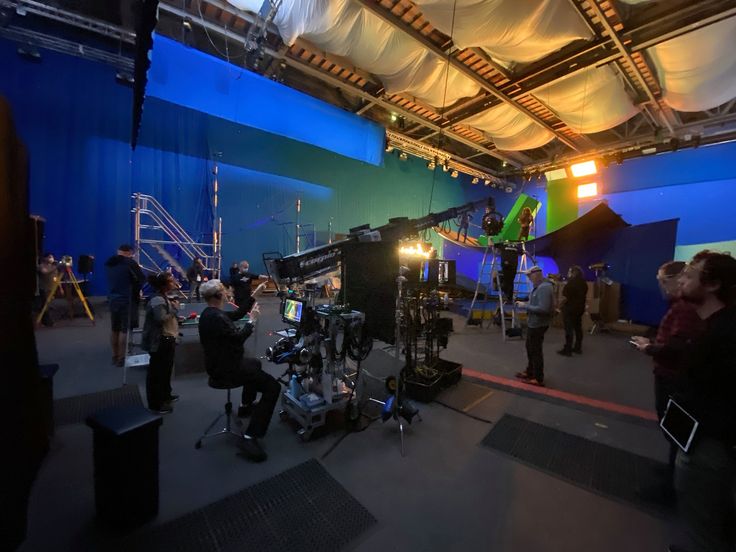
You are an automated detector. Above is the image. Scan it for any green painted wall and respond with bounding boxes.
[546,178,578,233]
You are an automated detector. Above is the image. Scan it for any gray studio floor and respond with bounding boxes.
[22,295,685,552]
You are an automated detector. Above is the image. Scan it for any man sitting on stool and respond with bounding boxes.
[198,279,280,462]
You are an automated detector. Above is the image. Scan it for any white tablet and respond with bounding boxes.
[660,398,699,453]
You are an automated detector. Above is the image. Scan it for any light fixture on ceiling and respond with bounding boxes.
[641,146,658,155]
[577,182,598,199]
[570,160,597,178]
[390,113,398,123]
[385,144,394,153]
[505,186,513,193]
[502,161,508,168]
[427,158,436,170]
[471,177,479,184]
[399,151,408,161]
[484,179,491,186]
[182,17,193,31]
[442,163,450,173]
[450,170,459,178]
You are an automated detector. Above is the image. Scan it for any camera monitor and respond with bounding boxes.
[282,298,305,326]
[420,260,456,286]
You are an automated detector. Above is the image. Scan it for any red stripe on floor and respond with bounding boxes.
[463,368,658,422]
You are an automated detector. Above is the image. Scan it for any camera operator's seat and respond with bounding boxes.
[194,377,245,450]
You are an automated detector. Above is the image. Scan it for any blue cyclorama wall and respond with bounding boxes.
[1,38,497,296]
[580,142,736,258]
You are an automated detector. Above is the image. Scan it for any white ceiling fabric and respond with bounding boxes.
[228,0,480,106]
[534,66,639,133]
[412,0,592,64]
[647,17,736,112]
[463,104,554,150]
[226,0,736,151]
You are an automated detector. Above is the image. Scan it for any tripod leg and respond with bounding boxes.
[70,273,95,323]
[36,281,60,325]
[399,421,405,457]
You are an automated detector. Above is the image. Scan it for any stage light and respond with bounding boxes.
[502,161,508,168]
[570,160,597,178]
[471,177,479,184]
[399,151,408,161]
[614,152,623,165]
[399,242,432,258]
[505,186,513,193]
[577,182,598,199]
[182,17,193,31]
[390,113,398,123]
[641,146,657,155]
[450,170,459,178]
[385,144,394,153]
[442,163,450,173]
[483,179,491,186]
[427,160,436,170]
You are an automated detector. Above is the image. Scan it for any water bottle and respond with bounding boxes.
[289,374,302,399]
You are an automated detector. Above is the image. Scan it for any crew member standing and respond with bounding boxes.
[231,260,269,308]
[518,207,534,241]
[456,212,472,242]
[557,265,588,356]
[141,272,180,414]
[516,266,554,387]
[631,260,702,501]
[104,244,145,367]
[186,257,205,302]
[666,251,736,552]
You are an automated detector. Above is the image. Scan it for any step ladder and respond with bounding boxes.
[466,241,537,340]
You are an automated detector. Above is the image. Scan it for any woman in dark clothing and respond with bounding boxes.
[518,207,534,240]
[558,265,587,356]
[141,272,180,414]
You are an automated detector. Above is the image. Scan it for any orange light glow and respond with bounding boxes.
[399,243,432,258]
[577,182,598,199]
[570,160,597,178]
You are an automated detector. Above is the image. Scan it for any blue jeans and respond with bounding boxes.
[675,437,736,552]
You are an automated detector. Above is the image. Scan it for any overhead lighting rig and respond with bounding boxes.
[385,130,503,187]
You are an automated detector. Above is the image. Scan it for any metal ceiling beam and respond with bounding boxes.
[351,0,582,152]
[572,0,674,133]
[444,0,736,133]
[0,25,134,70]
[158,1,520,168]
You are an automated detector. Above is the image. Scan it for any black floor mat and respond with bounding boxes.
[481,414,672,514]
[117,459,377,552]
[54,385,143,426]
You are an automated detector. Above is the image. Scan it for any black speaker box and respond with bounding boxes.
[78,254,95,274]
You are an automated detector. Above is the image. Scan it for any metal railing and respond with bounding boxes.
[132,193,221,280]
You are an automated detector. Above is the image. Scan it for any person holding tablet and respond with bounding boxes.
[666,251,736,552]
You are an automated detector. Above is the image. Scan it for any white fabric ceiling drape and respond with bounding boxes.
[413,0,592,64]
[647,17,736,112]
[227,0,736,151]
[463,104,554,150]
[534,66,639,134]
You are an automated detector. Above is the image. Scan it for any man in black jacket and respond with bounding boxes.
[104,244,145,367]
[670,250,736,552]
[230,260,269,308]
[557,265,587,356]
[198,279,279,462]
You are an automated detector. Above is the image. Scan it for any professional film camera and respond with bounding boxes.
[266,293,372,440]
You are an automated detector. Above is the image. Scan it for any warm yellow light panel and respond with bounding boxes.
[577,182,598,198]
[570,160,597,178]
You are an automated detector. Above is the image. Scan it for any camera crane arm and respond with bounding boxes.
[265,197,493,284]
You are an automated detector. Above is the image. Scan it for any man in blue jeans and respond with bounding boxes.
[515,266,554,387]
[668,251,736,552]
